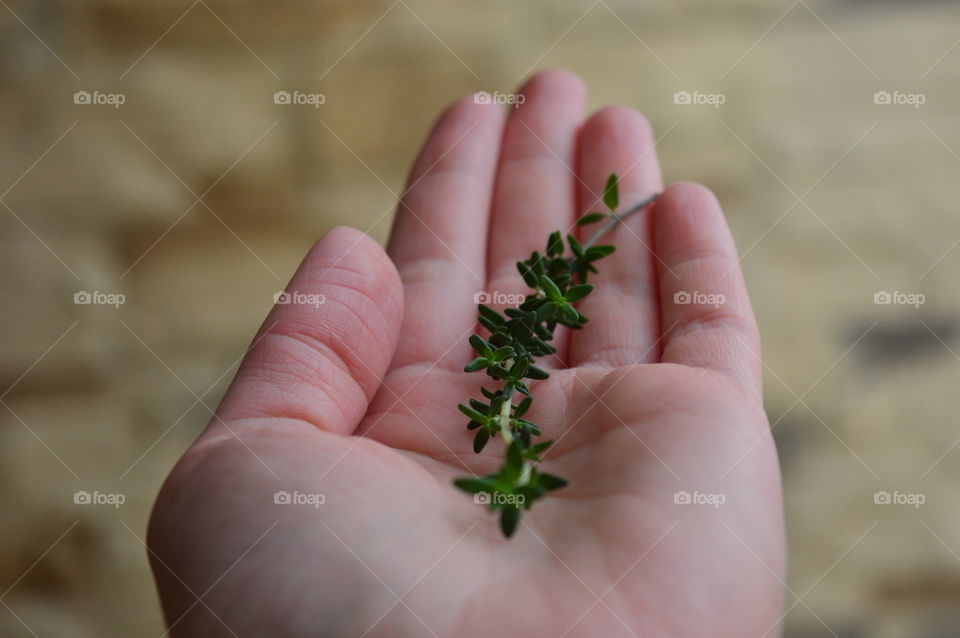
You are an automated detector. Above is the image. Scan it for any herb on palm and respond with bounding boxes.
[454,174,659,537]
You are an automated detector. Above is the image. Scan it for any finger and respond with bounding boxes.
[216,227,404,435]
[387,96,505,370]
[485,69,586,365]
[653,182,761,394]
[568,106,663,367]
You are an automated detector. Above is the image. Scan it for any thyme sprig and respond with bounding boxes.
[454,174,659,537]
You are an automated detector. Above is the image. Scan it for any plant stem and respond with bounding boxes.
[498,396,513,444]
[583,192,660,250]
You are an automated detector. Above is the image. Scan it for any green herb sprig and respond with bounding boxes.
[454,174,659,537]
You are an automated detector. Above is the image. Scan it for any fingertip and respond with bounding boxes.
[653,182,730,258]
[580,105,653,141]
[311,225,403,319]
[518,68,587,101]
[657,181,721,214]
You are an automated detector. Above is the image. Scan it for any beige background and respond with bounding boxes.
[2,0,960,636]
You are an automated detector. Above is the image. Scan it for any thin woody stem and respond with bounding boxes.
[583,192,660,251]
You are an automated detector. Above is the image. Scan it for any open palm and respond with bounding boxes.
[148,70,785,638]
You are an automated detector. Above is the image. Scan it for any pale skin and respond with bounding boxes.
[148,69,786,637]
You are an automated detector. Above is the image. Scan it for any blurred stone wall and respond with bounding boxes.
[2,0,960,635]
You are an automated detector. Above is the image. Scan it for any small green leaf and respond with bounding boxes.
[567,234,585,259]
[500,506,521,537]
[464,357,489,372]
[539,275,563,302]
[576,212,606,226]
[528,251,545,274]
[473,429,490,453]
[516,262,539,288]
[508,314,535,341]
[558,302,580,322]
[469,398,489,413]
[469,334,490,356]
[453,477,495,494]
[539,473,568,490]
[506,440,524,474]
[516,485,546,508]
[546,231,564,257]
[510,357,530,378]
[585,245,616,261]
[525,366,549,381]
[458,404,487,423]
[519,419,542,436]
[514,396,532,418]
[488,364,510,380]
[478,304,505,326]
[603,173,619,211]
[564,284,594,303]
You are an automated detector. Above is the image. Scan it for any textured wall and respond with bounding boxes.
[2,0,960,635]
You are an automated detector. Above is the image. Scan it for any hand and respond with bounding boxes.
[148,69,785,638]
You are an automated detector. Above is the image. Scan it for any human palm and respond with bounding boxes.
[149,70,785,638]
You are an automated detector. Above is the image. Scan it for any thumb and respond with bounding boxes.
[215,226,403,434]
